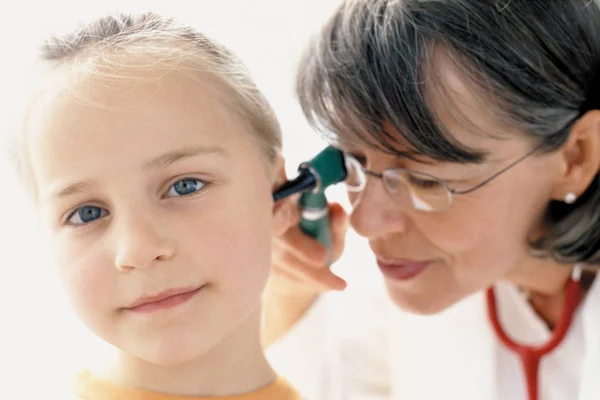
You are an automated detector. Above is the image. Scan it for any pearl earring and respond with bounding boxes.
[564,192,577,204]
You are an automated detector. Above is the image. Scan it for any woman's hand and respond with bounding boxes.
[272,195,348,293]
[262,192,349,346]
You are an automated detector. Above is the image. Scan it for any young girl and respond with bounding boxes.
[11,12,301,399]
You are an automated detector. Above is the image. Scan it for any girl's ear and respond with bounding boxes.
[271,154,287,190]
[270,154,300,236]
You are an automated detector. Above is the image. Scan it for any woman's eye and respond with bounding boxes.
[67,206,108,226]
[408,174,443,190]
[347,153,367,167]
[166,178,206,197]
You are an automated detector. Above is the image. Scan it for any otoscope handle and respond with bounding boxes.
[299,191,332,264]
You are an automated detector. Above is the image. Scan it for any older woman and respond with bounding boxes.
[265,1,600,399]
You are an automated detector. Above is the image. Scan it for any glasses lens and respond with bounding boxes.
[382,170,452,212]
[344,155,365,192]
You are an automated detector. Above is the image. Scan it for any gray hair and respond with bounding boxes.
[296,0,600,267]
[12,12,281,193]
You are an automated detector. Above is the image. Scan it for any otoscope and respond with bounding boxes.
[272,147,348,263]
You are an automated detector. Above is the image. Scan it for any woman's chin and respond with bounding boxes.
[384,281,458,315]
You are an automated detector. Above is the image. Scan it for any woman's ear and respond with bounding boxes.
[550,110,600,202]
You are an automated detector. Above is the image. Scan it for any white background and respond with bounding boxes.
[0,1,377,397]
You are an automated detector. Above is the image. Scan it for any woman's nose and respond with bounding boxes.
[349,178,411,239]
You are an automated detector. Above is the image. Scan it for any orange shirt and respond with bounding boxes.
[73,371,303,400]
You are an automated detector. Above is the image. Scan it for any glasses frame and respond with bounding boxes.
[344,143,545,211]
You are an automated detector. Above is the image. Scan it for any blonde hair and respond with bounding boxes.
[11,12,282,195]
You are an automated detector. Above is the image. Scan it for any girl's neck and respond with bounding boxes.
[96,308,275,397]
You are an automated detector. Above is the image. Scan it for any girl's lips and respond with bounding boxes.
[125,286,203,314]
[376,258,431,281]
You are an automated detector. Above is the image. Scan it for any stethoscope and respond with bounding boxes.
[486,265,583,400]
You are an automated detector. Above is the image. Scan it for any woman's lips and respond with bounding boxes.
[376,258,431,281]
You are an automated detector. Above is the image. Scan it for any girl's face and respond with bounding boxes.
[28,67,279,366]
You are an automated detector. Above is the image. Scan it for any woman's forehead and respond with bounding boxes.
[339,125,522,165]
[331,56,529,163]
[425,55,515,142]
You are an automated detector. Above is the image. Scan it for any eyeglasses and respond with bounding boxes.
[344,144,544,212]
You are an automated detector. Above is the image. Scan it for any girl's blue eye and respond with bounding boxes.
[68,206,107,225]
[166,178,205,197]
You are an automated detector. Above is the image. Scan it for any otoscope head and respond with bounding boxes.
[302,146,347,192]
[272,146,347,201]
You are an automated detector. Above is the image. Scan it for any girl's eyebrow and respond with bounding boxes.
[143,145,228,170]
[47,145,228,201]
[50,181,97,201]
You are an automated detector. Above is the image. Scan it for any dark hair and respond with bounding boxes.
[296,0,600,266]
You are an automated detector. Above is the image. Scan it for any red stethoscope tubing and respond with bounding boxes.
[486,267,583,400]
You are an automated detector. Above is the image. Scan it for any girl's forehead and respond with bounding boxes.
[29,66,230,131]
[26,68,252,191]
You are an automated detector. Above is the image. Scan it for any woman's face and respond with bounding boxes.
[345,66,566,314]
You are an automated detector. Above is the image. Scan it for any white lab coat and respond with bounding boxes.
[266,238,600,400]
